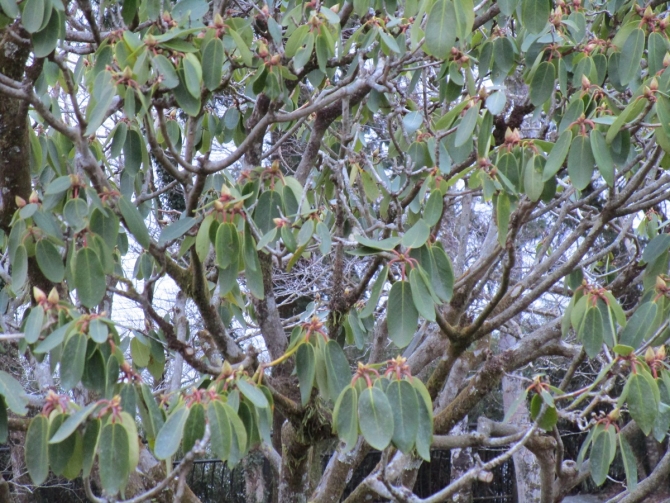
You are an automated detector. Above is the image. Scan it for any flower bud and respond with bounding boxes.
[33,287,47,304]
[29,190,39,204]
[48,288,59,305]
[645,347,655,365]
[657,346,666,360]
[15,195,26,208]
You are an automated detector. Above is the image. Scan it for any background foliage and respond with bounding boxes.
[1,0,670,501]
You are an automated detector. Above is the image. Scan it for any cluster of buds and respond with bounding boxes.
[643,77,660,101]
[302,316,328,342]
[120,360,142,383]
[15,190,40,209]
[450,47,469,66]
[654,275,670,300]
[352,362,381,388]
[184,387,220,407]
[42,390,70,416]
[97,396,123,422]
[635,5,669,32]
[502,128,522,151]
[644,346,667,378]
[384,356,412,381]
[212,185,246,222]
[33,287,60,311]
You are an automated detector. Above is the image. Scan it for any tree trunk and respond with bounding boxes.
[500,335,542,503]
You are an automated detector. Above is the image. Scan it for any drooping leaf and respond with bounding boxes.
[183,403,206,453]
[296,343,316,406]
[424,0,457,59]
[236,379,269,409]
[567,135,595,191]
[74,248,106,309]
[333,385,359,452]
[529,61,556,107]
[619,302,657,349]
[154,405,188,460]
[387,281,419,348]
[60,332,88,390]
[627,372,659,436]
[99,422,130,496]
[25,415,50,485]
[325,340,351,401]
[358,387,394,451]
[386,380,419,453]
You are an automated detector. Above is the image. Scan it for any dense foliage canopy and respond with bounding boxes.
[1,0,670,501]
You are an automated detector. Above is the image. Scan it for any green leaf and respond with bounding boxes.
[424,0,457,59]
[60,332,87,390]
[25,415,49,485]
[358,386,394,450]
[431,245,454,302]
[82,420,100,478]
[387,281,419,348]
[195,214,213,261]
[158,217,196,246]
[455,102,480,147]
[567,135,595,191]
[409,268,436,322]
[0,0,19,18]
[619,29,645,87]
[22,0,45,33]
[524,155,544,202]
[424,191,443,227]
[521,0,550,34]
[529,61,556,107]
[33,10,62,58]
[619,302,657,349]
[619,434,637,492]
[130,337,150,367]
[0,371,27,415]
[50,403,98,444]
[590,426,614,485]
[215,222,240,270]
[325,340,351,401]
[227,29,253,66]
[99,422,130,496]
[386,380,419,453]
[89,319,108,344]
[74,248,106,309]
[11,244,28,292]
[155,405,188,460]
[333,385,358,452]
[590,129,615,187]
[208,400,232,462]
[63,198,89,232]
[202,38,224,91]
[627,372,659,436]
[360,266,388,318]
[496,192,511,246]
[453,0,474,42]
[642,234,670,264]
[118,196,151,249]
[152,54,179,89]
[224,402,247,466]
[354,235,401,251]
[24,306,44,344]
[580,306,603,359]
[236,379,269,408]
[412,378,433,461]
[183,53,202,98]
[402,219,430,249]
[183,403,206,453]
[36,240,64,283]
[296,343,316,406]
[254,191,282,235]
[48,414,76,476]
